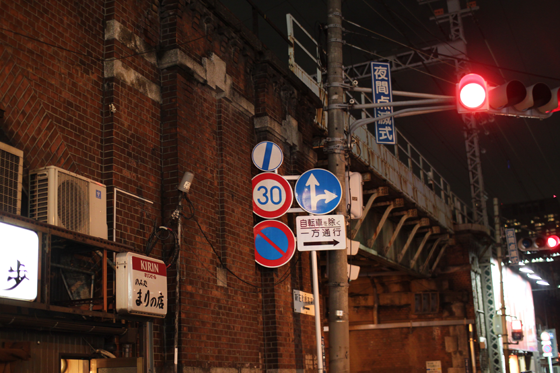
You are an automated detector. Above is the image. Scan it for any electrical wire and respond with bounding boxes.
[182,194,301,291]
[467,10,559,199]
[342,18,457,72]
[343,41,455,85]
[0,25,207,63]
[347,2,559,203]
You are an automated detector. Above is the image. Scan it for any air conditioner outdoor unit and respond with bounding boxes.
[29,166,108,239]
[0,142,24,215]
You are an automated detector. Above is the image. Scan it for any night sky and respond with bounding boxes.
[221,0,560,207]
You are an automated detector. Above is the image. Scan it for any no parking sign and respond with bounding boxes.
[254,220,296,268]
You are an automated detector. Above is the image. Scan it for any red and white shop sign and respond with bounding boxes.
[116,252,167,318]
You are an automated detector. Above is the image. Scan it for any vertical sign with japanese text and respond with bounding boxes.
[505,228,520,265]
[116,252,168,318]
[370,61,395,145]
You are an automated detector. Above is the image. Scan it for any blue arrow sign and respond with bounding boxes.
[294,169,342,215]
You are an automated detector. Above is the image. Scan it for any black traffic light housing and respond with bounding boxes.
[511,320,524,342]
[518,234,560,251]
[456,74,560,119]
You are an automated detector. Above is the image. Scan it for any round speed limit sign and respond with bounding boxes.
[252,173,293,219]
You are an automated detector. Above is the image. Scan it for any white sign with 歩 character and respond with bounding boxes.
[0,222,39,302]
[116,252,167,318]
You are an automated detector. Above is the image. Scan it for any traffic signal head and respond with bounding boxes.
[511,320,524,342]
[456,74,559,118]
[518,234,560,251]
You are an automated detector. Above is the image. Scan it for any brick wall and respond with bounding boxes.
[347,241,476,373]
[1,0,321,372]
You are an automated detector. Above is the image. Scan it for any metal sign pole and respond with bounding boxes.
[311,250,324,373]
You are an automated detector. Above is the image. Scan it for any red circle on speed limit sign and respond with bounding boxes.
[252,172,293,219]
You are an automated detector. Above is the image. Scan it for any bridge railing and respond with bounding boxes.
[286,14,476,229]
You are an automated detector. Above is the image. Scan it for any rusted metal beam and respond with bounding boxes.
[0,298,117,319]
[351,189,378,239]
[430,242,451,273]
[409,228,433,268]
[397,218,430,263]
[103,249,108,312]
[40,232,48,305]
[383,209,416,257]
[420,235,448,273]
[0,211,133,252]
[367,198,404,248]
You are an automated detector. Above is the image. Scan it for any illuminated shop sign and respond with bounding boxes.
[491,258,538,352]
[0,221,39,301]
[116,252,167,318]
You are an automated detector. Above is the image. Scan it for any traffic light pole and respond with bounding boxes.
[494,198,510,373]
[464,115,489,227]
[326,0,350,372]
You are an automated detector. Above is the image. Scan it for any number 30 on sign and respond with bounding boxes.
[252,172,293,219]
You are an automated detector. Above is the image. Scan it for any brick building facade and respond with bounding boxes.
[0,1,499,373]
[0,0,322,372]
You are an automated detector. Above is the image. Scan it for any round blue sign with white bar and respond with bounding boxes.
[294,168,342,215]
[252,141,283,172]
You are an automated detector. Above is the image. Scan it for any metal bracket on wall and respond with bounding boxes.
[366,198,404,248]
[420,234,449,273]
[409,227,435,269]
[430,242,451,274]
[349,186,388,239]
[382,209,417,257]
[397,218,430,263]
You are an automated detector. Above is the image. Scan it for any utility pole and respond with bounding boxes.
[326,0,350,372]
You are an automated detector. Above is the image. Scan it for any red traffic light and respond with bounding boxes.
[511,319,524,341]
[511,320,523,331]
[456,74,559,118]
[546,235,560,249]
[457,74,488,112]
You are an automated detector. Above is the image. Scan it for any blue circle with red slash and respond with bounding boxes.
[254,220,296,268]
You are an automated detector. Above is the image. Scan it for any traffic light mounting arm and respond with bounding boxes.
[348,104,456,146]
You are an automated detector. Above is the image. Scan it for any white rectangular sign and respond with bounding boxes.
[0,222,39,302]
[426,361,442,373]
[296,215,346,251]
[116,252,167,318]
[293,289,314,316]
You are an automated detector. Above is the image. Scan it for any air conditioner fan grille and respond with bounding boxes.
[57,173,89,234]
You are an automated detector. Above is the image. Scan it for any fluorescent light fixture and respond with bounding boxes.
[519,267,534,273]
[527,273,542,280]
[536,280,550,286]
